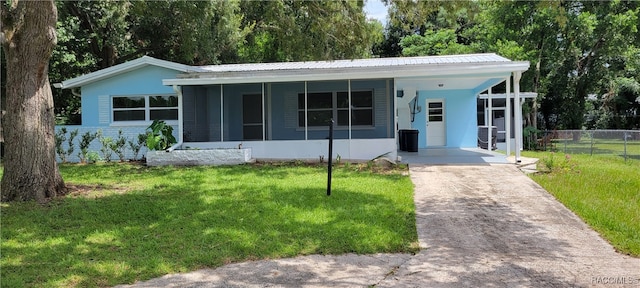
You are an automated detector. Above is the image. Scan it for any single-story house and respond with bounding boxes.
[54,53,531,163]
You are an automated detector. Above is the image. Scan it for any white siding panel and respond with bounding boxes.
[284,91,298,128]
[375,88,386,126]
[98,95,110,124]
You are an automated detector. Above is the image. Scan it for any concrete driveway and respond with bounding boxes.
[117,164,639,288]
[378,164,639,287]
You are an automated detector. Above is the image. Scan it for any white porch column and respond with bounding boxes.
[220,85,224,142]
[262,83,266,141]
[348,79,352,140]
[488,87,493,149]
[513,71,522,163]
[505,76,511,157]
[393,79,398,152]
[304,81,308,140]
[173,85,184,147]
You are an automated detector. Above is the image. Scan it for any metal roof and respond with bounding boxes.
[167,53,529,86]
[197,53,513,73]
[54,53,529,89]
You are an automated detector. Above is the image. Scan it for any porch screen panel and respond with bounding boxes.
[223,84,262,141]
[269,82,305,140]
[182,86,211,142]
[336,91,373,126]
[299,92,332,127]
[349,79,393,139]
[243,94,263,140]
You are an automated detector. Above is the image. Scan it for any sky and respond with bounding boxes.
[364,0,388,26]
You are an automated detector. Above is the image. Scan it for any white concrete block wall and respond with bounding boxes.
[54,125,175,163]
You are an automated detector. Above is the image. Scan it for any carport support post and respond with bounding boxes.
[327,119,334,196]
[513,72,522,163]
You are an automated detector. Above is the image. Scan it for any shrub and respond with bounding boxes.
[110,129,127,162]
[55,127,68,162]
[145,120,176,151]
[128,133,147,161]
[67,129,78,161]
[97,130,114,162]
[78,131,98,164]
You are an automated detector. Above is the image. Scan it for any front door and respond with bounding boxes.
[426,99,445,146]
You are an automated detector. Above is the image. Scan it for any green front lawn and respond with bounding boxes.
[525,152,640,257]
[1,163,418,287]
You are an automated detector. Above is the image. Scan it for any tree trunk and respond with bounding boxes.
[1,0,67,203]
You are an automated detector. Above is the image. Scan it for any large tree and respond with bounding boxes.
[1,0,67,202]
[237,0,376,63]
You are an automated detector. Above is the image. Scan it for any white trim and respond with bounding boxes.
[348,79,352,140]
[262,83,266,141]
[304,81,308,140]
[109,120,178,127]
[488,88,493,145]
[176,85,183,148]
[163,63,529,86]
[506,77,512,157]
[513,72,522,163]
[59,56,204,89]
[478,92,537,99]
[393,79,398,148]
[267,83,273,140]
[220,85,224,142]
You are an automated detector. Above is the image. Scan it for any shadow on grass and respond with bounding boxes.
[1,164,416,287]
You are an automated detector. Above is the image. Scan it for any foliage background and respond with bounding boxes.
[2,0,639,130]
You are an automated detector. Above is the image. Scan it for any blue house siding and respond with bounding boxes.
[413,89,478,148]
[81,66,181,126]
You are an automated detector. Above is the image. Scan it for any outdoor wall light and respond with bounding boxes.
[397,90,404,97]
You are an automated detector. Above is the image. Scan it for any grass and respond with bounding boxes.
[1,162,418,287]
[546,138,640,159]
[525,151,640,257]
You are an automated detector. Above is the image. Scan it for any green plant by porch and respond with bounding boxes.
[145,120,177,151]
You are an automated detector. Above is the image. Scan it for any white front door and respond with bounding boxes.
[426,99,446,146]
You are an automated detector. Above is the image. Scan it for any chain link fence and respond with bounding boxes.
[525,130,640,161]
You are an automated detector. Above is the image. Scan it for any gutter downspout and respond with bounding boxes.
[71,88,81,97]
[167,85,183,152]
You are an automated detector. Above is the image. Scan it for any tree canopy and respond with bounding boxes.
[42,0,380,124]
[385,0,640,130]
[4,0,639,130]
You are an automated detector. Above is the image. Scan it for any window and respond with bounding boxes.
[112,95,178,122]
[298,91,373,127]
[298,92,333,127]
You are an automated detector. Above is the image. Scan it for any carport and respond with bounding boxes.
[398,148,508,165]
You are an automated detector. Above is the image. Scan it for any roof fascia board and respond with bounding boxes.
[478,92,538,99]
[59,56,201,89]
[164,62,529,86]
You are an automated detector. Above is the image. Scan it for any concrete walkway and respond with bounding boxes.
[117,164,639,288]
